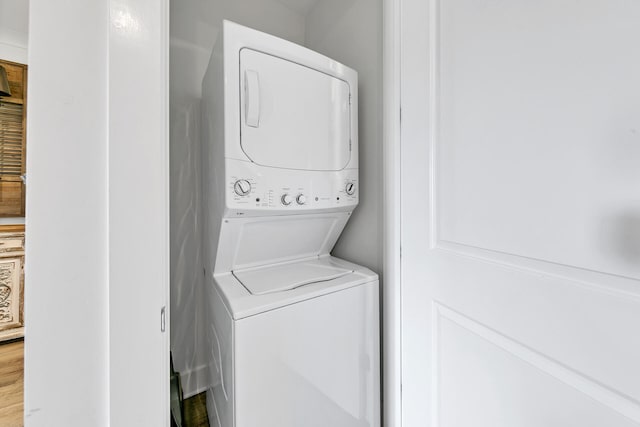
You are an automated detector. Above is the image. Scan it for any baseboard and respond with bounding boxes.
[180,363,210,398]
[206,389,220,427]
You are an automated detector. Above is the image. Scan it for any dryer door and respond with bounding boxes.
[239,48,352,171]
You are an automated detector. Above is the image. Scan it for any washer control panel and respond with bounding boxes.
[226,160,358,212]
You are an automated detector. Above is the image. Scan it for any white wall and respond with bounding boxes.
[305,0,383,274]
[169,0,306,397]
[25,0,109,424]
[0,0,28,63]
[26,0,170,425]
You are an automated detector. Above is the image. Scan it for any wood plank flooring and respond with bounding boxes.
[0,339,208,427]
[183,392,209,427]
[0,339,24,427]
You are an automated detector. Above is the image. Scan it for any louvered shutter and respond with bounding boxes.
[0,60,26,217]
[0,102,24,177]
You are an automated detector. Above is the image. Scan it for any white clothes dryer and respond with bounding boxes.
[201,21,380,427]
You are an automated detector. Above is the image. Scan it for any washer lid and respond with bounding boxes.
[233,257,354,295]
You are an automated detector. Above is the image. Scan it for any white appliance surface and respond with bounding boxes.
[202,20,379,427]
[233,256,353,295]
[213,212,351,273]
[215,255,377,319]
[207,262,380,427]
[240,48,352,171]
[207,19,358,217]
[224,159,359,215]
[233,279,379,427]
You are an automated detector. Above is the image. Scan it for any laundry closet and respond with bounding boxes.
[169,0,383,422]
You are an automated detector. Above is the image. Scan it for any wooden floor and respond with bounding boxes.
[182,392,209,427]
[0,340,207,427]
[0,339,24,427]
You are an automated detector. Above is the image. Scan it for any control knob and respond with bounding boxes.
[281,194,293,206]
[345,182,356,196]
[233,179,252,196]
[296,194,307,205]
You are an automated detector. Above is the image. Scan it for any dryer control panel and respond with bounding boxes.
[225,159,358,214]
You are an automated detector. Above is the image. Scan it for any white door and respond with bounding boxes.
[400,1,640,426]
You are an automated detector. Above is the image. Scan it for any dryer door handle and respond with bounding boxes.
[245,70,260,128]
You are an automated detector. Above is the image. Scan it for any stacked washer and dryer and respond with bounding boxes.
[201,21,380,427]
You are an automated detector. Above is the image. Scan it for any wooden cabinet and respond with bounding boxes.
[0,225,24,341]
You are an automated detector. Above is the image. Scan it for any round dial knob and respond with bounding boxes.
[296,194,307,205]
[234,179,251,196]
[345,182,356,196]
[281,194,293,206]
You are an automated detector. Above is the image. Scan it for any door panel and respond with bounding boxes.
[240,48,351,171]
[400,1,640,426]
[438,308,638,427]
[436,0,640,280]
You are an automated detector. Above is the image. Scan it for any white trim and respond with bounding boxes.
[383,0,402,425]
[108,0,170,424]
[0,42,28,64]
[162,0,171,420]
[434,302,640,423]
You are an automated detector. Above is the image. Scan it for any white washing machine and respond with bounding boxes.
[201,21,380,427]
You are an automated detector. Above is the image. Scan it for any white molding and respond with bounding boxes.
[108,0,170,424]
[427,0,439,250]
[434,302,640,423]
[0,41,27,64]
[382,0,402,425]
[162,0,171,420]
[430,300,441,427]
[181,364,211,399]
[435,241,640,301]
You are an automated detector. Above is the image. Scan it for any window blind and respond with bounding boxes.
[0,101,24,176]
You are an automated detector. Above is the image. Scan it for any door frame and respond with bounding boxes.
[382,0,402,426]
[108,0,171,424]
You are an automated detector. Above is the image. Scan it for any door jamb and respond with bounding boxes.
[383,0,402,425]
